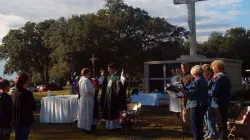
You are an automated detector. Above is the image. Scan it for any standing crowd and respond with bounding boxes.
[169,60,231,140]
[0,73,36,140]
[77,60,232,140]
[0,60,231,140]
[0,62,127,140]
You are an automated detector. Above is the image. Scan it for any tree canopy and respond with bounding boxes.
[197,27,250,75]
[0,0,187,84]
[1,0,249,85]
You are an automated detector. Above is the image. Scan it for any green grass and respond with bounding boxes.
[10,88,194,140]
[13,107,193,140]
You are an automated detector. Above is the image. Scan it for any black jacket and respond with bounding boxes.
[0,93,13,133]
[12,88,36,126]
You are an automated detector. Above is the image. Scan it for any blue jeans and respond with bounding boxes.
[14,125,31,140]
[204,107,218,137]
[190,106,207,140]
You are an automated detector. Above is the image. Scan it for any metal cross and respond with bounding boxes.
[174,0,207,56]
[89,53,98,78]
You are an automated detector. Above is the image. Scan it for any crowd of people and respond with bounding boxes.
[0,62,127,139]
[0,60,232,140]
[77,60,232,140]
[169,60,231,140]
[0,73,36,140]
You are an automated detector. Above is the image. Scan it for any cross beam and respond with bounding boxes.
[174,0,206,5]
[174,0,207,56]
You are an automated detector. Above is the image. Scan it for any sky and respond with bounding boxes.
[0,0,249,79]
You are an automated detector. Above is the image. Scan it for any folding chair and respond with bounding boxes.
[228,106,250,139]
[127,103,138,127]
[132,101,143,122]
[127,103,138,112]
[227,102,244,138]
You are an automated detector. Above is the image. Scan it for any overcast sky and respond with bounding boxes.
[0,0,249,79]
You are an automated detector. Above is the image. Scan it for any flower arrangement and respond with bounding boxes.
[119,111,136,126]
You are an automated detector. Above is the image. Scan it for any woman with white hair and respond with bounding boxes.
[184,65,208,140]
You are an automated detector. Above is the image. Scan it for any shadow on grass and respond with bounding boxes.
[28,119,193,140]
[29,122,192,140]
[30,99,193,140]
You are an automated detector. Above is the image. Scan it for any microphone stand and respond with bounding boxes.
[180,80,186,140]
[180,97,185,140]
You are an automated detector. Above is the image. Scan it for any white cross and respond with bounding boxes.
[173,0,207,56]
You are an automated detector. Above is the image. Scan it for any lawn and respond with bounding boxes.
[10,88,194,140]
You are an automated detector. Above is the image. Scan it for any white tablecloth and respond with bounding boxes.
[130,93,167,106]
[40,95,78,123]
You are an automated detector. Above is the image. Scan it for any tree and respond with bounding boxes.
[0,20,55,84]
[197,32,225,57]
[198,27,250,76]
[223,27,250,74]
[0,0,188,84]
[94,0,188,72]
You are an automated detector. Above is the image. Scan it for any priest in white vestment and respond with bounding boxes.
[169,69,182,114]
[77,68,96,134]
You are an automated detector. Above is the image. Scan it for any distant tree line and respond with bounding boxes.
[196,27,250,76]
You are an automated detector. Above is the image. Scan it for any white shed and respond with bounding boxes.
[144,55,243,94]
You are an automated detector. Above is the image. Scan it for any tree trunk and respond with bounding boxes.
[68,74,72,84]
[40,66,45,84]
[59,78,65,89]
[45,61,50,83]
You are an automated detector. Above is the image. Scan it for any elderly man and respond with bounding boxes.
[181,62,193,88]
[180,63,193,109]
